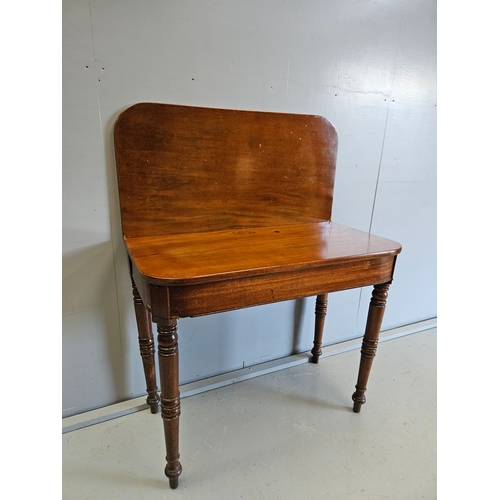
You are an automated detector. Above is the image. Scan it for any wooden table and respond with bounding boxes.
[114,103,401,489]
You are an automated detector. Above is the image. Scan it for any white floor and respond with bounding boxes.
[62,328,436,499]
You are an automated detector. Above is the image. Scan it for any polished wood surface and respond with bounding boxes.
[131,277,160,413]
[114,102,401,489]
[125,221,400,285]
[114,103,337,237]
[312,294,328,364]
[352,282,391,413]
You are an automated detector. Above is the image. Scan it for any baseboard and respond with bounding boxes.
[62,317,436,434]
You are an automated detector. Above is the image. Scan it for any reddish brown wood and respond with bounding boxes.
[311,294,328,363]
[166,253,395,318]
[131,278,160,414]
[157,319,182,489]
[113,103,402,488]
[114,103,337,238]
[352,281,392,413]
[125,222,400,286]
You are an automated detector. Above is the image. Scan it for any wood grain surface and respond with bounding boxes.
[126,221,400,285]
[114,103,337,237]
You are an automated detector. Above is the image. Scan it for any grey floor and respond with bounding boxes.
[62,328,436,499]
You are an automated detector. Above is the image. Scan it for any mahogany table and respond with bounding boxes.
[114,102,401,488]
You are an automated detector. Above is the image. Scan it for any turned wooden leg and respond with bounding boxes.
[311,293,328,363]
[157,319,182,489]
[132,281,160,414]
[352,281,391,413]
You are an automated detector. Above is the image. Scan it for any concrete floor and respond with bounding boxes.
[62,328,436,499]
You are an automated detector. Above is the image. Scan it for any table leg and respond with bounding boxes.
[311,293,328,363]
[352,281,391,413]
[157,319,182,489]
[132,281,160,414]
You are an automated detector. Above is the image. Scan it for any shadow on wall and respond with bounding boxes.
[62,236,128,414]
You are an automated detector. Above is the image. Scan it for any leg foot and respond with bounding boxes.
[352,282,391,412]
[148,400,159,414]
[311,294,328,363]
[165,453,182,488]
[352,388,365,413]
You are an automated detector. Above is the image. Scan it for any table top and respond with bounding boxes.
[126,221,401,285]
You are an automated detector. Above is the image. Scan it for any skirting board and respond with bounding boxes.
[62,318,436,434]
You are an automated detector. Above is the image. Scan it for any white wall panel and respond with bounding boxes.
[362,0,437,329]
[63,1,127,416]
[62,0,436,415]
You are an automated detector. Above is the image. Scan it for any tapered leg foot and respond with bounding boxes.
[158,319,182,488]
[352,282,391,413]
[165,447,182,488]
[132,280,160,414]
[311,294,328,363]
[352,389,365,413]
[148,399,159,414]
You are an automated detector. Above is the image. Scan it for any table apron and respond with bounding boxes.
[162,256,395,318]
